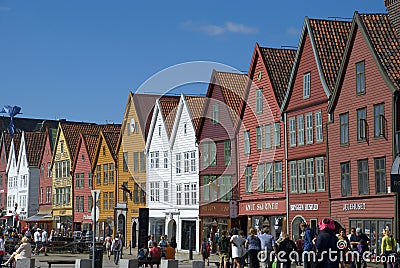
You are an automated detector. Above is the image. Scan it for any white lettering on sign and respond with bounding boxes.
[342,203,366,211]
[245,202,279,211]
[290,204,319,211]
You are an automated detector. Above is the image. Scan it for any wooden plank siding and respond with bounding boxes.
[328,27,395,228]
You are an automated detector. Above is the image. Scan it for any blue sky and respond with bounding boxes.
[0,0,387,124]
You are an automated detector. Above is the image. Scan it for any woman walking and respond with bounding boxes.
[231,229,246,268]
[246,228,261,268]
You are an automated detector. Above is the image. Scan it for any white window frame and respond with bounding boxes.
[290,161,298,193]
[164,181,169,202]
[265,124,271,149]
[315,110,323,142]
[256,88,263,113]
[256,126,262,150]
[316,157,325,191]
[298,160,306,193]
[176,153,181,174]
[164,151,168,169]
[191,183,197,205]
[306,158,315,192]
[303,72,310,99]
[184,184,190,205]
[274,122,280,147]
[306,112,313,144]
[176,184,182,205]
[289,117,296,147]
[155,151,159,168]
[257,164,265,192]
[190,151,196,172]
[244,131,250,154]
[184,152,190,173]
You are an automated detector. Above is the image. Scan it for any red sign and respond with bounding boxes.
[239,200,286,216]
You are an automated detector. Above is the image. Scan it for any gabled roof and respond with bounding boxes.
[329,13,400,112]
[184,96,206,133]
[13,133,21,159]
[24,132,45,167]
[281,17,351,112]
[82,134,100,165]
[159,96,181,137]
[132,93,164,139]
[259,47,297,106]
[103,130,121,161]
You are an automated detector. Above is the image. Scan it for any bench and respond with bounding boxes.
[45,260,76,268]
[138,258,161,268]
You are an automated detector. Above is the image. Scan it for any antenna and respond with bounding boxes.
[281,46,297,49]
[327,16,352,21]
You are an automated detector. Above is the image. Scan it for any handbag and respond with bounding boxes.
[271,259,277,268]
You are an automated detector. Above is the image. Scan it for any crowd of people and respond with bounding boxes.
[204,218,400,268]
[135,235,176,267]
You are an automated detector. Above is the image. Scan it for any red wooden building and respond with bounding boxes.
[281,18,351,239]
[197,71,247,245]
[327,12,400,255]
[238,44,296,237]
[0,133,12,219]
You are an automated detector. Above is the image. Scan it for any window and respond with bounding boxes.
[202,142,216,167]
[154,182,159,202]
[356,61,365,94]
[176,153,181,174]
[60,140,64,154]
[340,113,349,145]
[65,187,70,205]
[298,160,306,193]
[257,164,265,192]
[220,176,232,201]
[303,72,311,98]
[244,131,250,154]
[176,184,182,205]
[265,124,272,149]
[134,152,139,172]
[103,164,108,184]
[102,146,106,156]
[184,184,190,205]
[224,140,231,166]
[183,123,187,135]
[150,152,154,168]
[305,113,313,144]
[375,157,386,194]
[341,162,351,197]
[245,166,252,193]
[150,182,155,202]
[275,162,282,191]
[289,117,296,147]
[358,159,369,195]
[184,152,190,173]
[290,161,297,193]
[140,183,146,203]
[103,193,108,210]
[256,126,262,151]
[122,182,128,202]
[75,173,84,188]
[374,103,385,138]
[55,162,60,179]
[134,183,139,203]
[123,152,128,172]
[357,108,367,141]
[96,165,101,185]
[265,163,273,192]
[306,159,315,192]
[316,157,325,191]
[315,111,323,142]
[109,192,114,210]
[109,163,114,183]
[47,163,52,177]
[40,188,44,204]
[140,152,146,172]
[190,151,196,172]
[274,122,280,147]
[88,173,92,188]
[164,182,169,202]
[46,187,51,203]
[256,88,263,113]
[164,151,168,169]
[158,125,161,137]
[203,176,210,202]
[155,151,159,168]
[76,196,84,212]
[212,104,219,124]
[88,196,92,212]
[191,183,197,204]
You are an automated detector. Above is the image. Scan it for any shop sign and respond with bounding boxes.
[245,202,279,212]
[342,203,366,211]
[229,201,238,218]
[290,204,318,211]
[83,214,91,220]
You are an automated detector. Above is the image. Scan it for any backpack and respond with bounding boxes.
[218,237,229,253]
[114,239,121,251]
[202,242,209,254]
[138,248,145,259]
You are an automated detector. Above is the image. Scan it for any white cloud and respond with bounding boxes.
[182,20,257,36]
[287,27,300,36]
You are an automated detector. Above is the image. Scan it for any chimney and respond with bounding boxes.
[385,0,400,35]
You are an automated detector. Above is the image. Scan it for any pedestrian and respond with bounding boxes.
[39,228,49,256]
[1,236,31,267]
[159,235,167,257]
[231,229,246,268]
[111,235,122,265]
[148,235,154,249]
[165,243,175,260]
[295,236,304,266]
[218,230,230,268]
[149,241,162,266]
[33,228,41,255]
[138,243,148,261]
[349,227,370,268]
[117,229,124,259]
[300,222,317,268]
[0,233,5,264]
[337,228,350,268]
[200,238,211,265]
[381,228,396,268]
[258,227,275,268]
[276,233,297,268]
[315,218,339,268]
[103,234,112,260]
[246,227,261,268]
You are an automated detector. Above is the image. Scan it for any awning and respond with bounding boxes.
[0,215,11,220]
[25,214,52,222]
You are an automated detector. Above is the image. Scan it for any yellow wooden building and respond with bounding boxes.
[92,129,121,239]
[116,92,160,248]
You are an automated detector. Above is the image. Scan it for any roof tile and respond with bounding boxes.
[24,132,45,167]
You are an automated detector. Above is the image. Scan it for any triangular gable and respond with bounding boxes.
[24,132,45,167]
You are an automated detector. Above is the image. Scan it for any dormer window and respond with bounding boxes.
[158,125,161,137]
[184,123,187,135]
[60,140,64,154]
[256,89,263,113]
[303,72,310,99]
[356,61,365,94]
[212,104,219,124]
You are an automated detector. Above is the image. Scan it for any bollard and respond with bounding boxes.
[161,259,178,268]
[192,260,205,268]
[75,259,91,268]
[15,259,35,268]
[129,240,132,255]
[119,259,138,268]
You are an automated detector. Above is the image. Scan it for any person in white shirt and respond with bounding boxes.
[33,228,41,255]
[39,229,48,256]
[2,237,32,267]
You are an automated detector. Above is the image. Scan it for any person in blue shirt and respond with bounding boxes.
[300,222,316,268]
[258,227,275,268]
[246,228,262,268]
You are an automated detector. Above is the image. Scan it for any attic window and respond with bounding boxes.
[60,141,65,154]
[184,123,187,135]
[103,146,106,156]
[82,154,85,161]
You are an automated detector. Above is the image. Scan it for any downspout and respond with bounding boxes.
[283,112,289,235]
[393,92,398,238]
[325,119,331,217]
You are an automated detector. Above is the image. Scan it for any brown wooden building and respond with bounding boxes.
[327,12,400,255]
[238,45,296,237]
[281,17,351,239]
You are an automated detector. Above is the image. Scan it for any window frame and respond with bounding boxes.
[256,88,263,114]
[305,112,313,144]
[341,162,351,197]
[375,157,386,194]
[357,108,367,141]
[315,110,323,142]
[245,165,252,194]
[290,161,298,193]
[358,159,369,195]
[244,131,251,154]
[289,117,296,147]
[356,61,365,95]
[303,72,311,99]
[340,113,349,145]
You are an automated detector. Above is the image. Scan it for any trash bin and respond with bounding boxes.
[89,246,103,267]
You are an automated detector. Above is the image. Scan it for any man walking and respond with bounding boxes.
[111,235,122,265]
[218,230,230,268]
[300,222,316,268]
[117,229,124,259]
[258,227,275,268]
[33,228,42,255]
[39,228,49,256]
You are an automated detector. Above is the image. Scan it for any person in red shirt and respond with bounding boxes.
[150,241,162,266]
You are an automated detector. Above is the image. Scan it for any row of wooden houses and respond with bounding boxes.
[0,1,400,255]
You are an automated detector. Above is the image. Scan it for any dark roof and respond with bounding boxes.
[308,18,352,93]
[159,97,180,137]
[24,132,45,167]
[0,117,72,134]
[102,130,121,161]
[259,47,297,106]
[82,134,99,165]
[13,133,21,158]
[359,13,400,89]
[132,93,163,139]
[184,96,206,132]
